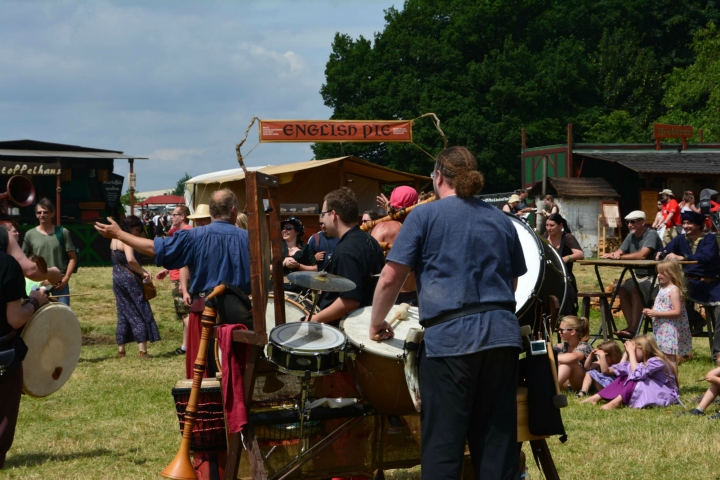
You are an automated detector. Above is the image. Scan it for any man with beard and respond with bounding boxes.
[659,210,720,365]
[603,210,663,338]
[307,187,384,325]
[659,188,679,244]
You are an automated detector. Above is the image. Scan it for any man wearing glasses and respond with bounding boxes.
[307,187,385,325]
[602,210,663,338]
[22,198,77,306]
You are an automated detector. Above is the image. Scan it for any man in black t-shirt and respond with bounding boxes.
[308,187,385,325]
[0,251,48,468]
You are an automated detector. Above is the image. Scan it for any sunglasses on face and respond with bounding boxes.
[626,220,638,224]
[36,211,50,216]
[282,225,295,231]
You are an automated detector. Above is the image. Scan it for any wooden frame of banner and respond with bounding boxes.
[225,171,285,480]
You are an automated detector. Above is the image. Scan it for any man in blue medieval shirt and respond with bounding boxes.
[659,210,720,366]
[95,188,251,376]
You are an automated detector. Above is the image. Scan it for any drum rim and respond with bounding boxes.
[341,306,420,359]
[507,212,546,317]
[540,235,569,314]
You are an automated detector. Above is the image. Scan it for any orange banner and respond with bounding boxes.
[259,120,413,143]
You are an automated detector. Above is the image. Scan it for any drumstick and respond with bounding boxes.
[374,303,410,340]
[48,293,93,298]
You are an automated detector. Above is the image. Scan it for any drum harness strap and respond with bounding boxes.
[420,303,516,330]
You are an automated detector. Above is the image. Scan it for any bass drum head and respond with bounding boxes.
[21,303,81,398]
[507,214,544,322]
[341,305,421,359]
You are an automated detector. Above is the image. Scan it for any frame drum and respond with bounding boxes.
[508,214,567,325]
[21,302,81,398]
[341,305,422,415]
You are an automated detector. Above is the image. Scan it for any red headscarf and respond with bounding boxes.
[389,186,418,210]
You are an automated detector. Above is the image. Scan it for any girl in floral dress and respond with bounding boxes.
[642,258,692,373]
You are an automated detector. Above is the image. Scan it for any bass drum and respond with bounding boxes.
[508,214,567,326]
[21,302,82,398]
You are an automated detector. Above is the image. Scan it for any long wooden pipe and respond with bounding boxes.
[360,195,436,232]
[161,284,226,480]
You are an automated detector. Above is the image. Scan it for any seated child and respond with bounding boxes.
[556,316,593,392]
[580,335,680,410]
[686,366,720,418]
[576,340,623,398]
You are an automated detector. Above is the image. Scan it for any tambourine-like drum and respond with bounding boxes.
[172,378,227,452]
[508,214,567,325]
[341,305,421,415]
[266,322,346,376]
[21,302,82,398]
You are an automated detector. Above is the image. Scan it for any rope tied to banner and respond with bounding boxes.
[408,112,447,160]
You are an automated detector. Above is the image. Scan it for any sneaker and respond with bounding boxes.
[687,408,704,416]
[173,347,186,355]
[708,411,720,420]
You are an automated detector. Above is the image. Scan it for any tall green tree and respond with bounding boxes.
[171,173,192,196]
[314,0,718,192]
[659,24,720,141]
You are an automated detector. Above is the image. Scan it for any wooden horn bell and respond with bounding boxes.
[161,284,226,480]
[0,175,36,207]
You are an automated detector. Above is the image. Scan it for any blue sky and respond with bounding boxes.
[0,0,398,192]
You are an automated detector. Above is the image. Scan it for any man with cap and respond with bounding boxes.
[603,210,663,338]
[660,189,679,244]
[659,210,720,365]
[372,186,419,304]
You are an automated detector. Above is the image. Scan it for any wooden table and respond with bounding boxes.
[577,259,697,339]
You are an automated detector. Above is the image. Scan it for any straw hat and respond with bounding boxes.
[508,194,521,204]
[187,204,211,219]
[659,189,675,197]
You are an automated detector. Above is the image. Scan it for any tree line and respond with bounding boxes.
[312,0,720,192]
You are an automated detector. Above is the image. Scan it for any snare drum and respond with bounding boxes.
[509,214,567,325]
[267,322,346,376]
[216,293,309,372]
[21,303,82,398]
[341,305,421,415]
[172,378,226,452]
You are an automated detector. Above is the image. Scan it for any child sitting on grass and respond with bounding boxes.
[580,335,680,410]
[686,367,720,418]
[576,340,623,398]
[556,316,593,392]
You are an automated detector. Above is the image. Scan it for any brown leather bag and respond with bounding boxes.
[112,248,157,301]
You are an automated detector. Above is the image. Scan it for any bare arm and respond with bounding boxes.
[180,266,191,307]
[6,290,49,330]
[309,297,361,324]
[564,247,584,263]
[95,218,155,256]
[369,262,411,340]
[123,240,152,283]
[6,234,63,283]
[620,246,652,261]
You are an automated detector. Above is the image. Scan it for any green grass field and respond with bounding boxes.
[2,265,720,479]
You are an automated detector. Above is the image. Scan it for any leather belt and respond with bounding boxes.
[687,274,720,284]
[421,303,516,329]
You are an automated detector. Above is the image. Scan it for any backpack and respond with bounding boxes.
[54,227,80,273]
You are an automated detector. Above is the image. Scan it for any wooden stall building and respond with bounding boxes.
[0,139,147,265]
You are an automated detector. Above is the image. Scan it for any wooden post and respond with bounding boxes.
[55,161,61,226]
[566,123,573,178]
[129,159,135,216]
[521,128,527,150]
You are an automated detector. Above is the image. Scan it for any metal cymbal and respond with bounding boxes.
[287,271,356,292]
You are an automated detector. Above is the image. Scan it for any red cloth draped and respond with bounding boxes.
[216,324,249,433]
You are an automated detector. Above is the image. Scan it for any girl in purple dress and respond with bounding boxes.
[580,335,680,410]
[576,340,623,397]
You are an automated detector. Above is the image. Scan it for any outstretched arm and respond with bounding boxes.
[95,218,155,257]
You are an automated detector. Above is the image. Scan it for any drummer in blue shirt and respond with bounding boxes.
[658,210,720,365]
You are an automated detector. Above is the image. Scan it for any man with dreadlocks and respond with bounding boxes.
[370,146,527,479]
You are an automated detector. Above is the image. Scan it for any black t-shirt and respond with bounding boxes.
[544,232,581,276]
[318,226,385,313]
[0,227,8,252]
[0,251,26,336]
[281,240,317,276]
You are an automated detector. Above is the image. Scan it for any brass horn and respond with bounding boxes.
[0,175,36,207]
[161,284,227,480]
